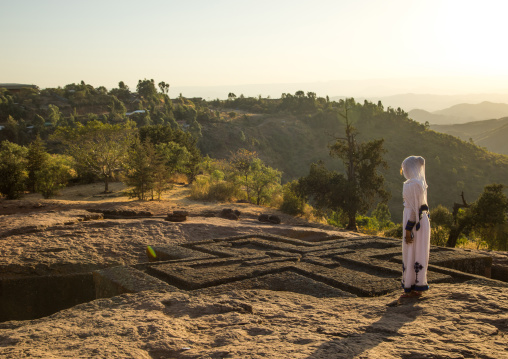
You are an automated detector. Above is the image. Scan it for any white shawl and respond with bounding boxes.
[402,156,428,224]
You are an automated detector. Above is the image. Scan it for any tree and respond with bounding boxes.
[47,104,61,126]
[469,184,508,250]
[431,205,454,228]
[35,154,76,198]
[229,149,258,201]
[26,136,48,192]
[108,95,126,122]
[249,158,282,205]
[54,120,134,192]
[138,124,201,182]
[444,186,508,250]
[327,100,388,229]
[446,192,472,248]
[372,203,393,229]
[280,180,306,215]
[125,139,158,200]
[158,81,170,94]
[137,79,158,100]
[298,161,346,214]
[125,139,190,200]
[0,141,28,199]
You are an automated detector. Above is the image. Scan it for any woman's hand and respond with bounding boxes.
[405,230,414,244]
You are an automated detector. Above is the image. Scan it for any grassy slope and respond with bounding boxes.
[431,118,508,155]
[198,111,508,222]
[474,122,508,155]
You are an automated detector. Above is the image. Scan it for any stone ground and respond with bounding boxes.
[0,183,507,358]
[1,283,507,358]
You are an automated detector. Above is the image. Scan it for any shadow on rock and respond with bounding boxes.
[306,299,420,358]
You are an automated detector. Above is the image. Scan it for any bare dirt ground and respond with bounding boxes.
[0,183,507,358]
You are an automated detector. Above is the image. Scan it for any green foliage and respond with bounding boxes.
[249,158,282,205]
[431,185,508,250]
[226,149,281,205]
[125,137,196,200]
[280,180,306,216]
[108,95,127,122]
[430,205,454,228]
[371,203,395,229]
[158,81,170,94]
[138,124,201,182]
[327,210,348,228]
[468,184,508,250]
[26,136,48,192]
[47,104,62,126]
[35,154,76,198]
[384,224,403,239]
[190,177,241,202]
[429,205,454,246]
[125,139,167,200]
[297,102,389,230]
[0,141,28,199]
[190,153,281,205]
[431,225,449,246]
[229,149,259,200]
[198,96,508,227]
[53,120,135,192]
[355,214,381,235]
[136,79,159,107]
[298,161,346,212]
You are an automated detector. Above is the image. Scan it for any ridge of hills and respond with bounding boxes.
[409,101,508,125]
[199,109,508,222]
[430,117,508,155]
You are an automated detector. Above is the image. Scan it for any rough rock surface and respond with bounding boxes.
[0,184,507,358]
[0,283,507,358]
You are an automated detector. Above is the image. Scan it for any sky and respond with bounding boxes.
[2,0,508,99]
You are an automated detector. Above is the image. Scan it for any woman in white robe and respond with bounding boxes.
[401,156,430,297]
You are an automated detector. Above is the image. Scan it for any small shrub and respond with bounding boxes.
[190,176,241,202]
[189,176,210,200]
[207,181,242,202]
[356,214,380,235]
[384,224,403,239]
[279,181,305,215]
[430,225,449,246]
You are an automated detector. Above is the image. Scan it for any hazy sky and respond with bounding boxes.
[2,0,508,97]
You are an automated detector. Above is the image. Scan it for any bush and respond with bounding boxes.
[356,214,380,235]
[279,181,305,215]
[208,181,242,202]
[190,176,241,202]
[384,224,403,239]
[189,176,210,200]
[0,141,28,199]
[430,205,453,228]
[430,225,449,246]
[327,210,348,228]
[36,154,76,198]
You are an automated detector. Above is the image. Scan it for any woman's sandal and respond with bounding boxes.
[400,291,422,299]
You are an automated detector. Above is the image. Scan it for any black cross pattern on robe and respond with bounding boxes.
[414,261,424,283]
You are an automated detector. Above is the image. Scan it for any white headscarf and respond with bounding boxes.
[402,156,427,190]
[401,156,428,223]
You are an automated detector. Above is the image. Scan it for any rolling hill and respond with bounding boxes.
[430,117,508,155]
[409,101,508,125]
[198,106,508,222]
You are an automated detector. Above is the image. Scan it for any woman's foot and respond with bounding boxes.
[400,291,422,299]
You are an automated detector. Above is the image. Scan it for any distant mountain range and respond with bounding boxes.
[409,101,508,125]
[362,93,508,112]
[431,117,508,155]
